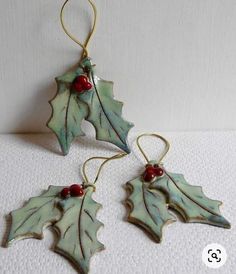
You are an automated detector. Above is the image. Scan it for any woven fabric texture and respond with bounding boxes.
[0,132,235,274]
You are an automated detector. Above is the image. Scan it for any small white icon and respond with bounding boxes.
[202,243,227,268]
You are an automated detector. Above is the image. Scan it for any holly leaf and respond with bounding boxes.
[47,68,88,155]
[7,186,63,246]
[126,178,175,243]
[150,170,231,228]
[53,187,104,274]
[47,58,133,155]
[79,59,134,153]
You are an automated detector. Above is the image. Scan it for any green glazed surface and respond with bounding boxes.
[48,58,133,155]
[54,187,104,274]
[150,164,231,229]
[7,186,104,274]
[7,185,64,246]
[126,178,176,243]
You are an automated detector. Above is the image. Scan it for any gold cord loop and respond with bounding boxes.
[136,133,170,164]
[60,0,97,58]
[82,152,127,187]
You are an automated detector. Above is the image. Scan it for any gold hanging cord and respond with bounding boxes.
[60,0,97,58]
[136,133,170,164]
[82,152,127,190]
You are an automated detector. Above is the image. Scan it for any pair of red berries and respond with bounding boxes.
[143,165,164,182]
[61,184,84,198]
[72,75,93,93]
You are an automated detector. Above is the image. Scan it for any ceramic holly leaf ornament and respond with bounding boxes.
[47,57,133,155]
[126,178,176,242]
[6,184,104,273]
[47,0,134,155]
[54,187,104,274]
[128,133,231,243]
[6,186,64,246]
[5,150,125,272]
[149,164,231,229]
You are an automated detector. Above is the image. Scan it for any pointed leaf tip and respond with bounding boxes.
[151,171,231,229]
[48,58,134,154]
[79,71,134,153]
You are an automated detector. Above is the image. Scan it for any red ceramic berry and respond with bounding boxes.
[154,167,164,177]
[143,169,156,182]
[77,75,88,85]
[70,183,81,188]
[72,75,92,93]
[73,82,83,93]
[83,81,92,90]
[70,184,84,197]
[146,166,157,174]
[61,187,70,198]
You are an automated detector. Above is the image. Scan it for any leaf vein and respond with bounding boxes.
[78,195,87,260]
[142,185,157,225]
[84,209,94,222]
[14,199,54,233]
[165,172,220,216]
[90,70,125,145]
[85,230,93,242]
[63,224,73,239]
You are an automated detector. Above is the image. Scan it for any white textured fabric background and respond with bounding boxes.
[0,132,235,274]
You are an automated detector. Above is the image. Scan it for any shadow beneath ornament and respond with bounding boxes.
[1,215,12,247]
[76,133,121,155]
[13,81,55,133]
[10,76,62,155]
[14,132,123,159]
[14,133,61,155]
[11,58,81,154]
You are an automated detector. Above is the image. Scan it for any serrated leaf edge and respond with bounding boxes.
[53,190,105,273]
[88,71,134,153]
[6,185,63,247]
[150,170,231,229]
[47,79,87,155]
